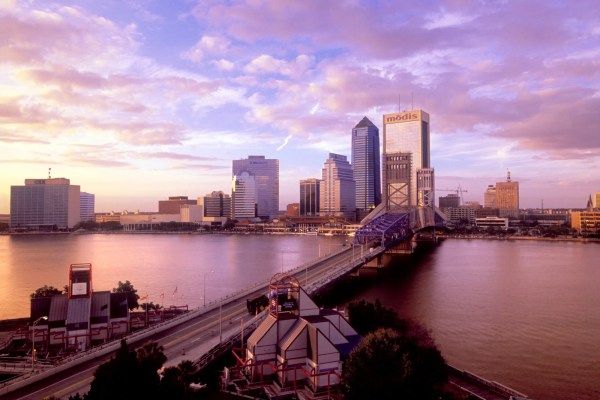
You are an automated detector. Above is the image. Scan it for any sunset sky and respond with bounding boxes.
[1,0,599,213]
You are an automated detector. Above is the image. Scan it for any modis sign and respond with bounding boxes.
[384,111,420,124]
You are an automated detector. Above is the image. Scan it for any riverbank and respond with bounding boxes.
[444,234,600,243]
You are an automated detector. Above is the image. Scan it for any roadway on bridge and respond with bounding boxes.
[3,244,367,400]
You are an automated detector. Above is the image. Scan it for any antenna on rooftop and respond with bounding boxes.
[506,169,511,182]
[48,167,51,179]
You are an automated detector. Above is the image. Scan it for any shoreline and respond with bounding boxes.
[443,235,600,243]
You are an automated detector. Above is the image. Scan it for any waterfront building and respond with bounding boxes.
[475,216,509,230]
[496,171,519,218]
[439,194,460,208]
[476,207,500,218]
[286,203,300,218]
[382,109,430,208]
[121,213,181,230]
[319,153,356,219]
[226,275,359,395]
[80,192,95,222]
[444,206,476,224]
[299,178,321,216]
[180,204,204,223]
[10,177,80,229]
[158,196,196,214]
[571,210,600,234]
[351,116,381,212]
[232,156,279,219]
[594,192,600,209]
[30,263,130,351]
[484,185,497,208]
[232,171,257,220]
[198,191,231,218]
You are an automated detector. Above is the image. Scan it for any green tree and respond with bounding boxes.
[30,285,64,299]
[87,340,167,400]
[346,299,406,335]
[112,280,140,310]
[160,360,199,399]
[343,327,447,400]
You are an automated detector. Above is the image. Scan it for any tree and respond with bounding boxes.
[30,285,64,299]
[346,299,406,335]
[112,280,140,310]
[343,327,447,400]
[160,360,199,399]
[87,340,167,400]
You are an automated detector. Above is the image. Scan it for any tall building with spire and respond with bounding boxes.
[382,109,430,208]
[495,171,519,217]
[351,117,381,213]
[319,153,355,219]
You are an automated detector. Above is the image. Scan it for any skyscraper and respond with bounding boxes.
[382,110,430,208]
[351,117,381,211]
[439,194,460,208]
[80,192,95,222]
[232,156,279,219]
[198,191,231,218]
[495,171,519,217]
[319,153,355,219]
[484,185,497,208]
[300,178,321,216]
[231,172,257,219]
[10,178,80,229]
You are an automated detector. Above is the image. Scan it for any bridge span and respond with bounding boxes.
[0,240,393,400]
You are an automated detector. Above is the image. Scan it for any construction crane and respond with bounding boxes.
[438,185,468,205]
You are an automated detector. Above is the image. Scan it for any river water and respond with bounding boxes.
[0,234,598,399]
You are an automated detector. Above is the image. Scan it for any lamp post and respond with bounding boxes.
[203,269,215,307]
[32,316,48,370]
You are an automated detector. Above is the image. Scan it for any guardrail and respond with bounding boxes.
[0,245,351,396]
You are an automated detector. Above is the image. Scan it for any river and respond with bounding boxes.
[0,234,598,399]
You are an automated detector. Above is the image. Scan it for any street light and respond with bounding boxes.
[203,269,215,307]
[32,316,48,370]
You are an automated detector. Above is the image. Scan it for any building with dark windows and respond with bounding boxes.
[299,178,321,216]
[320,153,356,219]
[158,196,196,214]
[351,117,381,213]
[439,194,460,208]
[80,192,95,222]
[10,177,80,229]
[198,191,231,218]
[382,110,430,208]
[232,156,279,220]
[232,171,257,219]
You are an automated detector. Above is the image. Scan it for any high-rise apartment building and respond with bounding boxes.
[351,117,381,211]
[198,191,231,218]
[382,110,430,208]
[299,178,321,216]
[232,172,257,219]
[10,178,80,229]
[319,153,356,219]
[158,196,196,214]
[232,156,279,219]
[495,171,519,217]
[80,192,95,222]
[439,194,460,208]
[484,185,497,208]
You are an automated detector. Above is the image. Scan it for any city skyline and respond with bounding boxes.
[1,1,599,213]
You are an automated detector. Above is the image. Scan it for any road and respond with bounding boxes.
[3,244,366,400]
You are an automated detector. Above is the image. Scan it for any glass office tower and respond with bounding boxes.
[351,117,381,211]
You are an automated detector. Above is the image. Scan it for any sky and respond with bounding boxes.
[1,0,599,213]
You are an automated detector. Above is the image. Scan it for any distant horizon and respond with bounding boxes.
[1,1,598,213]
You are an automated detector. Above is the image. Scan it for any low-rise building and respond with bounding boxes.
[571,211,600,234]
[475,217,509,229]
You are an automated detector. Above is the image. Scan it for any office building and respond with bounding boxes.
[286,203,300,218]
[484,185,497,208]
[232,171,257,219]
[10,178,80,229]
[198,191,231,218]
[80,192,95,222]
[319,153,356,219]
[591,192,600,209]
[299,178,321,216]
[444,206,476,224]
[351,116,381,211]
[232,156,279,219]
[571,210,600,234]
[382,109,430,208]
[496,171,519,218]
[158,196,196,214]
[475,216,509,230]
[439,194,460,208]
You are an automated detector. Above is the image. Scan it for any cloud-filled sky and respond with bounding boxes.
[1,0,599,212]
